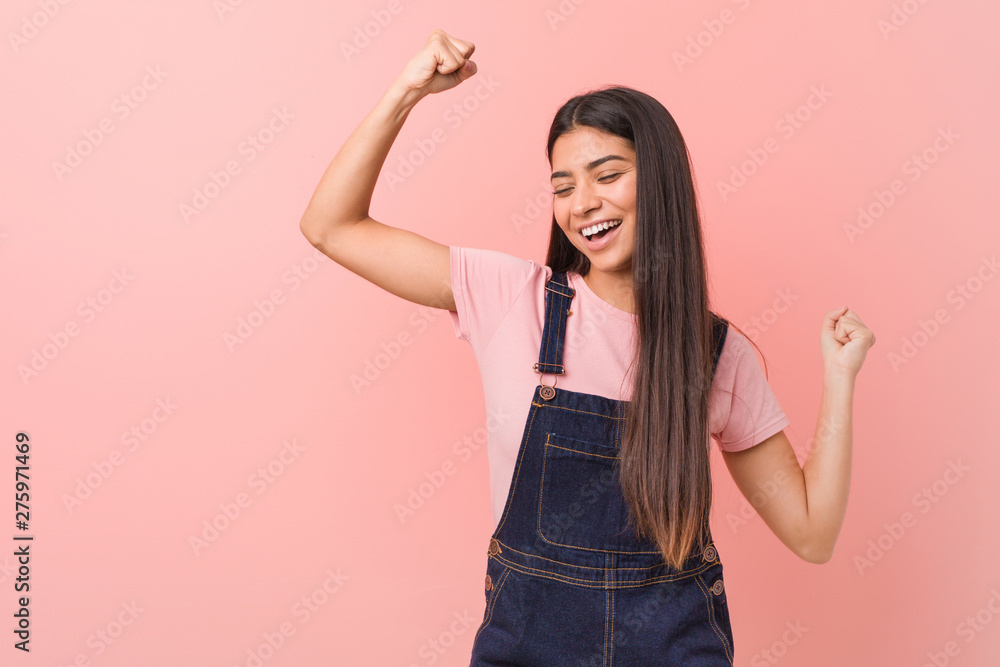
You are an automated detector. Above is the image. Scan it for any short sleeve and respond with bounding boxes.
[714,333,790,452]
[448,246,538,351]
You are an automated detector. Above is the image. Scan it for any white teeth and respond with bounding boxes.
[582,219,622,238]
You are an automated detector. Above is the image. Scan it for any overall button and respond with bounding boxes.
[703,545,717,562]
[488,538,500,556]
[485,574,493,591]
[711,580,725,596]
[540,385,556,400]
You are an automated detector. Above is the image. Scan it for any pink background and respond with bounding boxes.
[3,0,998,665]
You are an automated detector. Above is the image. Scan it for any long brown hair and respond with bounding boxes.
[544,85,764,569]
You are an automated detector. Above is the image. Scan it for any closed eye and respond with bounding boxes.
[552,173,622,196]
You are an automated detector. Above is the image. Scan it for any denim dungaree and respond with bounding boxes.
[470,271,734,666]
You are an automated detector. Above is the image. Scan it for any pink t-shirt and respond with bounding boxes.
[448,245,790,527]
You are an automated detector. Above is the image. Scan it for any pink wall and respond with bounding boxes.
[3,0,998,664]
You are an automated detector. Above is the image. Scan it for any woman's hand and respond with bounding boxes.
[820,306,876,377]
[393,29,477,100]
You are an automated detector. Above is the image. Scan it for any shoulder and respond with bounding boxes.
[712,319,745,373]
[713,325,768,392]
[451,245,550,282]
[709,324,789,452]
[448,246,551,347]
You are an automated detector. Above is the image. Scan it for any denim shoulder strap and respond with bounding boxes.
[534,271,574,377]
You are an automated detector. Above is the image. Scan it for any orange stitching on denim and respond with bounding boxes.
[492,552,714,588]
[537,433,549,546]
[548,433,620,452]
[472,566,511,645]
[541,279,551,371]
[545,441,619,460]
[694,574,734,665]
[531,401,628,420]
[494,405,538,535]
[603,570,610,667]
[537,523,661,554]
[608,568,615,667]
[556,279,566,380]
[538,433,660,554]
[537,273,572,377]
[614,403,621,449]
[472,567,506,643]
[604,553,612,667]
[540,276,556,375]
[496,541,686,572]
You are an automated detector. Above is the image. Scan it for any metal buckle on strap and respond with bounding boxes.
[533,362,559,400]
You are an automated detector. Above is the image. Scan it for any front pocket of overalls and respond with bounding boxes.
[538,432,653,552]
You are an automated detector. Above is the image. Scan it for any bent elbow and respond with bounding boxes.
[797,539,834,565]
[299,216,318,244]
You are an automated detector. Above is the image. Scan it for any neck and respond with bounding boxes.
[583,268,635,314]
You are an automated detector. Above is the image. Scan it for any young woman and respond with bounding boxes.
[300,29,876,667]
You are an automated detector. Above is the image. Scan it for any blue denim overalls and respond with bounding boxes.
[470,271,734,666]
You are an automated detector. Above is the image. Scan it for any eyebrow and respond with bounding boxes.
[550,155,628,180]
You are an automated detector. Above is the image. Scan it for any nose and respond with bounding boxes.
[571,179,602,218]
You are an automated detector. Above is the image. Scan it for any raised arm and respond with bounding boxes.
[299,29,478,312]
[720,307,876,564]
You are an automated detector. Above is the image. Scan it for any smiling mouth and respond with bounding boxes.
[581,219,622,239]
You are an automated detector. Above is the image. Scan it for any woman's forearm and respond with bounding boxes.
[802,367,855,562]
[299,79,424,241]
